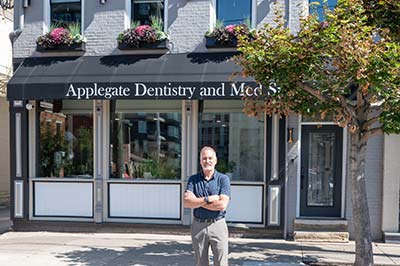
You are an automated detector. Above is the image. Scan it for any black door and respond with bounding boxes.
[300,125,343,217]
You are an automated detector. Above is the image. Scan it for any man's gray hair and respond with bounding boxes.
[200,146,217,157]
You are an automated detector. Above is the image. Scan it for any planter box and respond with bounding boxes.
[205,36,237,48]
[118,39,167,50]
[36,42,86,52]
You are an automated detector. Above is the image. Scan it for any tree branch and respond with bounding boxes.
[360,127,383,143]
[362,116,380,131]
[338,94,357,119]
[296,81,330,103]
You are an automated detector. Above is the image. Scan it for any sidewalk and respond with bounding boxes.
[0,231,398,266]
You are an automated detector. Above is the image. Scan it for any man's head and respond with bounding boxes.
[200,146,217,174]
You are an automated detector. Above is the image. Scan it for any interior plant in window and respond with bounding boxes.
[36,22,85,50]
[117,15,168,49]
[205,20,252,47]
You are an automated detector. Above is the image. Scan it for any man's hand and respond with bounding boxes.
[207,195,220,203]
[202,194,230,211]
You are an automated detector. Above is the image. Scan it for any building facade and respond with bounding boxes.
[0,6,13,207]
[7,0,400,242]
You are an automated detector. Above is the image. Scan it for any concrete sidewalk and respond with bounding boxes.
[0,231,398,266]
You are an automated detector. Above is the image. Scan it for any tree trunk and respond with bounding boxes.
[350,132,374,266]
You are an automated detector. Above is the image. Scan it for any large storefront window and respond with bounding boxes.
[199,101,264,182]
[110,100,181,180]
[37,100,93,178]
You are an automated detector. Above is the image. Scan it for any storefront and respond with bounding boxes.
[7,52,287,233]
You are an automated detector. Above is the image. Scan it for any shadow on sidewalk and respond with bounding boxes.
[55,241,305,266]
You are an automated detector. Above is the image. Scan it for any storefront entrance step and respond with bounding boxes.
[12,220,283,239]
[293,231,349,242]
[383,232,400,243]
[294,219,348,232]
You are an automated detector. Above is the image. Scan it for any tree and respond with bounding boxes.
[235,0,400,265]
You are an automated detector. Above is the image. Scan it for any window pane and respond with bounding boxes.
[38,100,93,178]
[51,2,81,27]
[199,101,264,182]
[217,0,251,26]
[132,0,164,26]
[110,100,181,180]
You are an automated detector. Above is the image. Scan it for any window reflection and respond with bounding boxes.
[217,0,251,26]
[110,101,181,180]
[51,0,81,28]
[199,105,264,182]
[132,0,164,26]
[38,100,93,178]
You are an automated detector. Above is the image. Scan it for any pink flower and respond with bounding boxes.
[135,25,153,37]
[50,27,69,44]
[320,21,329,29]
[225,25,236,34]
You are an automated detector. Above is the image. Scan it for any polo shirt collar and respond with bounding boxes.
[201,170,218,181]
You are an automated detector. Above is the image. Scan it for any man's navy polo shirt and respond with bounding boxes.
[186,170,231,219]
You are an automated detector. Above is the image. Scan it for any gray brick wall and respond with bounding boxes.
[12,0,291,58]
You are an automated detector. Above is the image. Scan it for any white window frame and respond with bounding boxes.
[128,0,168,32]
[210,0,256,30]
[44,0,85,34]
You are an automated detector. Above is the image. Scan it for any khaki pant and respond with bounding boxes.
[191,218,229,266]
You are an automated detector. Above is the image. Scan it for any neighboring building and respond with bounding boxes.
[0,7,13,206]
[6,0,400,242]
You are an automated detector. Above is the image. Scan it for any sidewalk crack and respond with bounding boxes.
[374,243,398,266]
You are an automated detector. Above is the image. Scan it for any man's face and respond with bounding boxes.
[200,149,217,172]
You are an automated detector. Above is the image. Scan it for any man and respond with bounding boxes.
[184,146,231,266]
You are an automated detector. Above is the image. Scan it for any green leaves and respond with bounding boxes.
[236,0,400,135]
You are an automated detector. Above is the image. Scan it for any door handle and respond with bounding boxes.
[301,167,305,190]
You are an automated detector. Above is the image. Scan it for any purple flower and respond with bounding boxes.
[50,27,70,44]
[225,25,236,34]
[135,25,153,37]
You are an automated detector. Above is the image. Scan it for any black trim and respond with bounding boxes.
[117,40,167,50]
[205,37,237,48]
[226,183,265,224]
[107,182,182,221]
[9,103,30,221]
[300,125,343,217]
[32,180,95,219]
[36,42,86,52]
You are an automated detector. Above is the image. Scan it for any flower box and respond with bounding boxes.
[36,42,86,52]
[117,39,167,50]
[205,36,238,48]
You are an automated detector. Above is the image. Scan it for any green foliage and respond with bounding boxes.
[150,15,168,40]
[130,20,140,29]
[141,156,178,179]
[67,22,84,43]
[236,0,400,136]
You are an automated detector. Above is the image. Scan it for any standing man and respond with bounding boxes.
[184,146,231,266]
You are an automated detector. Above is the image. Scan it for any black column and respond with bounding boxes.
[9,101,30,221]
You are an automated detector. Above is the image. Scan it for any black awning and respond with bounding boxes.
[7,52,263,101]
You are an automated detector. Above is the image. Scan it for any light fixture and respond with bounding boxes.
[0,0,13,10]
[287,128,294,144]
[23,0,30,8]
[99,0,106,4]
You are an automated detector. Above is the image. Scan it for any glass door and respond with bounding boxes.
[300,125,342,217]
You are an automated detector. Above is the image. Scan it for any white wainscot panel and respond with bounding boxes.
[34,182,93,217]
[109,183,181,219]
[226,185,263,223]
